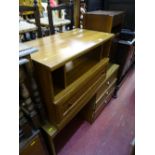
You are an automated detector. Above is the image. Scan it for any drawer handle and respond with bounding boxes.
[30,141,36,146]
[107,81,110,85]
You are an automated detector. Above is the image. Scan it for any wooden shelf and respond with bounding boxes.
[65,48,101,86]
[54,58,109,104]
[52,66,66,96]
[66,59,97,85]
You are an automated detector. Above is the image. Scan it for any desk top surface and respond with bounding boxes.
[25,29,114,70]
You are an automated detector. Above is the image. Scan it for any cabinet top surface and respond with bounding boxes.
[25,29,114,70]
[85,10,124,16]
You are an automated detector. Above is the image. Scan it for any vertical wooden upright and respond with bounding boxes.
[73,0,80,28]
[34,0,42,38]
[47,0,55,34]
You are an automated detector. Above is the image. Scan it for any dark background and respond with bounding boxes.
[85,0,135,30]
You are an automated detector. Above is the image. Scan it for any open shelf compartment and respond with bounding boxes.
[65,46,102,86]
[51,66,66,96]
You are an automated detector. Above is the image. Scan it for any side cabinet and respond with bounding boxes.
[82,64,119,123]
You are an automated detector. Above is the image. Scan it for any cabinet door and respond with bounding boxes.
[20,134,48,155]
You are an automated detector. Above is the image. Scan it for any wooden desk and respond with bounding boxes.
[26,29,114,130]
[26,29,113,69]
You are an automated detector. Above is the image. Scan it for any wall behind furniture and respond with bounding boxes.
[85,0,104,11]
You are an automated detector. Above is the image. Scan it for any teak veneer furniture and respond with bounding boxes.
[82,10,135,97]
[83,10,125,33]
[25,29,114,131]
[81,63,119,123]
[20,130,49,155]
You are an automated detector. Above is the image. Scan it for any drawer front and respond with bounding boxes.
[53,59,109,122]
[54,66,107,124]
[93,85,116,121]
[55,72,107,129]
[20,134,48,155]
[95,78,117,110]
[96,70,118,101]
[62,70,106,116]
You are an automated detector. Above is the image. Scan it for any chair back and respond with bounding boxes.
[47,0,74,34]
[19,0,42,38]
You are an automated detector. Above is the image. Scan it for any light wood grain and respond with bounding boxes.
[30,28,113,129]
[25,29,114,70]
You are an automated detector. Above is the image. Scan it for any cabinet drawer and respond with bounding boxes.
[55,72,107,129]
[96,69,118,101]
[94,84,116,120]
[20,133,48,155]
[95,78,117,110]
[54,59,108,123]
[62,70,106,116]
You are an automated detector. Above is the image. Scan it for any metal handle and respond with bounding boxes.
[107,81,110,85]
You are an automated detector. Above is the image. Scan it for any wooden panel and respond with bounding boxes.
[83,11,124,33]
[53,58,108,124]
[20,133,48,155]
[81,95,97,123]
[81,80,116,124]
[96,64,119,100]
[55,70,107,130]
[74,0,80,28]
[65,47,101,85]
[81,63,119,123]
[94,86,115,120]
[96,75,115,101]
[25,29,114,70]
[83,13,113,33]
[52,66,66,95]
[27,28,114,130]
[63,65,106,116]
[101,39,113,58]
[54,58,109,105]
[96,78,117,109]
[33,62,58,123]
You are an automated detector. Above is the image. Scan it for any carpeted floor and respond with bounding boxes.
[54,67,135,155]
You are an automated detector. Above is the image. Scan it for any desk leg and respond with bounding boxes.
[47,137,57,155]
[113,85,119,98]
